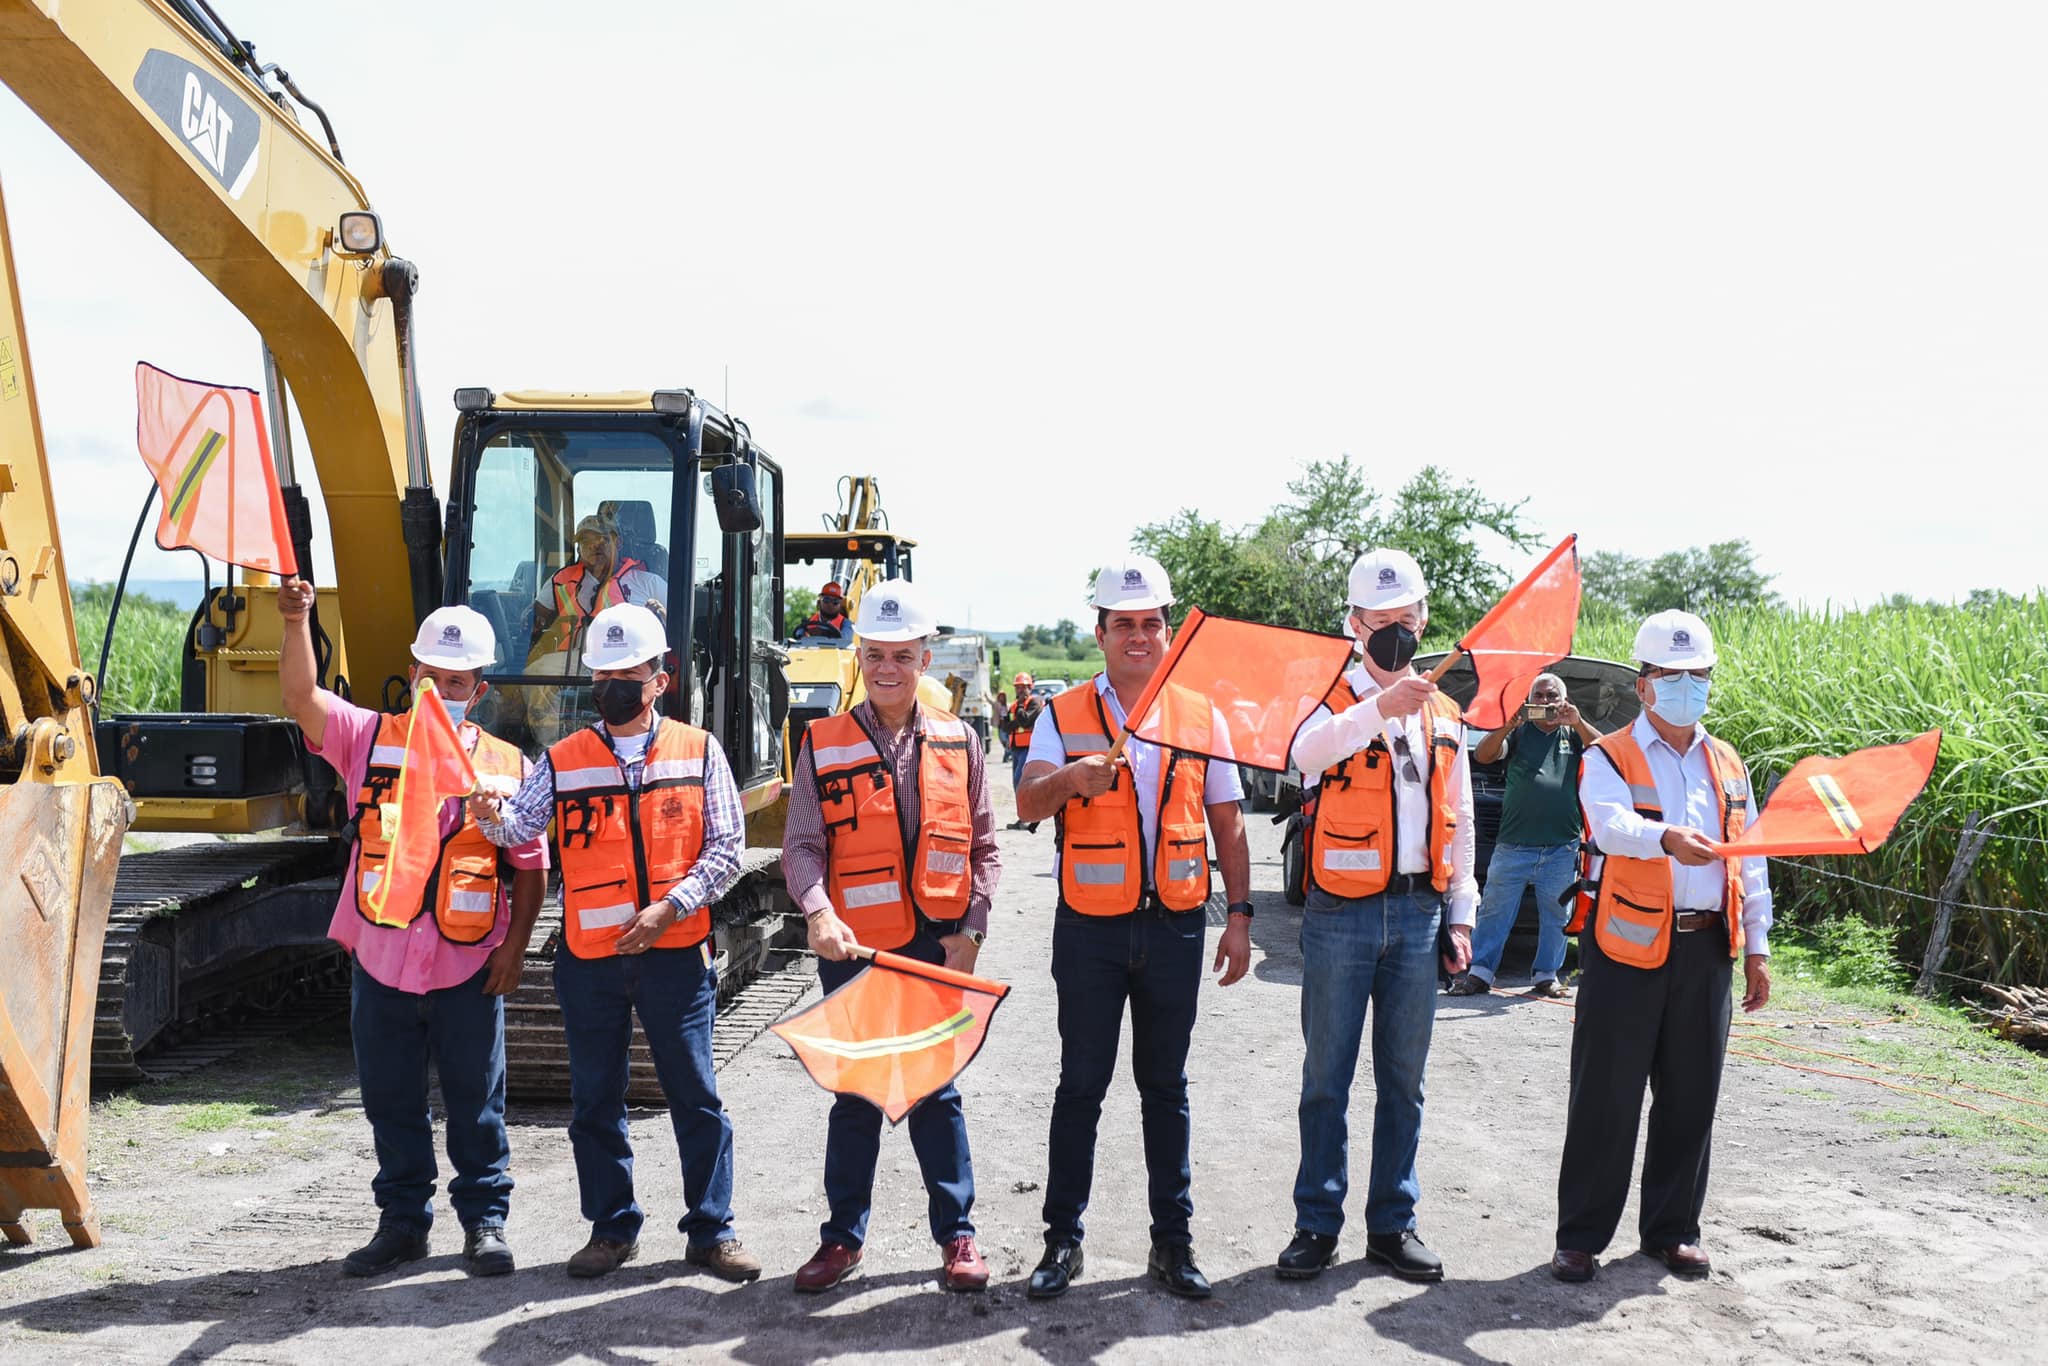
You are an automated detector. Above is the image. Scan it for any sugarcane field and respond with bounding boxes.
[3,4,2048,1365]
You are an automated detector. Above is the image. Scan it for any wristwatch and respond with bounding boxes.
[962,927,987,947]
[1228,901,1255,920]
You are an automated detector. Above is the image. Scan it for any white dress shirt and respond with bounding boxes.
[1578,713,1774,956]
[1289,663,1479,927]
[1027,674,1245,889]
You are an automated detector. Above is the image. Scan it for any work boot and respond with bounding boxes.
[1365,1230,1444,1282]
[342,1223,429,1278]
[685,1237,763,1283]
[463,1222,515,1277]
[1275,1229,1339,1279]
[1445,974,1491,997]
[566,1235,638,1279]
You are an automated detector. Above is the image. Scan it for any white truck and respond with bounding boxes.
[925,630,995,749]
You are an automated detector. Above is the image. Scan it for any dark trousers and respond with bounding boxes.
[1042,906,1205,1247]
[553,943,736,1247]
[349,959,511,1235]
[1556,927,1734,1254]
[817,930,976,1248]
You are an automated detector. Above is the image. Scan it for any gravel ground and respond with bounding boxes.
[3,768,2045,1364]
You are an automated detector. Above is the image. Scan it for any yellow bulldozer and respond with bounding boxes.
[0,0,805,1242]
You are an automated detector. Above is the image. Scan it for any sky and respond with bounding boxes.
[4,1,2044,632]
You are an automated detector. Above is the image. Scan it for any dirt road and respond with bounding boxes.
[3,770,2045,1364]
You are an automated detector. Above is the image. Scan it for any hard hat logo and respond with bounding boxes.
[440,625,462,644]
[879,599,901,619]
[1123,569,1145,588]
[1378,567,1398,587]
[1673,629,1692,649]
[606,624,625,644]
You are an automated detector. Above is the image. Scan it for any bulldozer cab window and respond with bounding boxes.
[457,426,677,754]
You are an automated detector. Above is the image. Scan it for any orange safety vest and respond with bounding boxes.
[1566,728,1749,967]
[798,611,850,639]
[1007,697,1041,746]
[1300,680,1464,900]
[548,555,647,648]
[808,708,975,950]
[1048,681,1212,915]
[549,720,710,958]
[353,713,524,944]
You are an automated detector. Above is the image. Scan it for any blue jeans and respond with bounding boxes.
[1292,886,1441,1237]
[1470,841,1579,985]
[553,943,735,1247]
[1010,745,1030,793]
[816,930,975,1248]
[349,959,511,1234]
[1043,907,1205,1247]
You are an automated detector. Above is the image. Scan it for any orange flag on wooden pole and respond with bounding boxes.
[1426,535,1581,728]
[1111,608,1358,771]
[134,361,297,574]
[1710,730,1941,859]
[772,951,1010,1124]
[362,679,479,927]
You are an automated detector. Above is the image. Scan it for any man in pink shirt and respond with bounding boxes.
[278,580,547,1279]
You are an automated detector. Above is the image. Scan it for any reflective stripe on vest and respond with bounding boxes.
[549,719,710,958]
[1049,680,1212,915]
[811,707,975,950]
[1582,730,1749,967]
[352,713,522,945]
[549,557,646,649]
[1302,681,1461,901]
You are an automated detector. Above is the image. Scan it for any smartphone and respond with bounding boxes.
[1523,702,1558,723]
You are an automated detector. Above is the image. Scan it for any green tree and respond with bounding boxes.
[784,586,817,634]
[1018,624,1041,649]
[1575,539,1777,615]
[1053,618,1078,647]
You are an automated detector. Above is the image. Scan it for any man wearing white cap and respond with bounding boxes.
[468,603,761,1285]
[1275,548,1476,1284]
[276,581,547,1279]
[532,513,668,658]
[783,579,1001,1294]
[1015,554,1253,1302]
[1550,610,1771,1285]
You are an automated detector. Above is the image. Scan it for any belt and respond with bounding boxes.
[1674,910,1725,933]
[1384,872,1432,897]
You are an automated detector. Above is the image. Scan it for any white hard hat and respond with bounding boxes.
[581,603,668,671]
[1347,548,1428,611]
[1633,609,1717,669]
[411,606,497,671]
[1091,554,1175,611]
[854,578,934,642]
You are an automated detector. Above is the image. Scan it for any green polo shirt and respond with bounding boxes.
[1496,721,1585,847]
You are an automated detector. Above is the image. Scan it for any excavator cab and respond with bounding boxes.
[441,389,789,799]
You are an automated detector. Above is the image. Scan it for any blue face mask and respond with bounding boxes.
[1650,673,1711,728]
[442,697,470,726]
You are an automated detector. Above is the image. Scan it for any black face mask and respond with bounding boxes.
[1364,622,1419,672]
[592,677,650,727]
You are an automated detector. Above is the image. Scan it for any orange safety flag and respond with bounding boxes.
[362,678,479,927]
[134,362,298,575]
[1443,535,1581,729]
[1710,730,1942,859]
[1120,608,1358,772]
[772,951,1010,1124]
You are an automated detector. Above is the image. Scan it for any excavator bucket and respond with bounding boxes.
[0,779,129,1248]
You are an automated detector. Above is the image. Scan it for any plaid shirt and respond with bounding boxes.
[478,720,746,913]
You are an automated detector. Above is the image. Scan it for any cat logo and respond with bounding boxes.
[133,50,262,200]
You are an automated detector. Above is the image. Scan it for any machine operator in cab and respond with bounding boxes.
[277,582,546,1280]
[794,580,855,643]
[469,603,760,1285]
[782,578,1001,1295]
[1014,555,1253,1303]
[532,513,668,659]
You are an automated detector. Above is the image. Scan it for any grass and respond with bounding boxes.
[71,581,188,713]
[997,639,1105,685]
[175,1101,265,1133]
[1578,596,2048,988]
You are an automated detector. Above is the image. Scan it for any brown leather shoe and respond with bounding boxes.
[685,1237,763,1283]
[567,1235,638,1279]
[1551,1249,1596,1282]
[1642,1242,1711,1278]
[794,1241,862,1293]
[941,1235,990,1291]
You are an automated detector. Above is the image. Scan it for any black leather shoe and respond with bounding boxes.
[463,1223,514,1277]
[1027,1240,1084,1299]
[1551,1248,1596,1283]
[1365,1230,1443,1283]
[1147,1242,1213,1299]
[343,1224,429,1278]
[1276,1229,1340,1279]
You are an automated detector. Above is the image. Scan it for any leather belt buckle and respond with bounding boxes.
[1674,910,1724,933]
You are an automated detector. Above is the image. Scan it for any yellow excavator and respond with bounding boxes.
[0,0,801,1242]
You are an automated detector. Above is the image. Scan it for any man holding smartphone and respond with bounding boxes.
[1450,673,1600,999]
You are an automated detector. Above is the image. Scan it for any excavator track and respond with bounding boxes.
[505,848,809,1104]
[93,838,348,1086]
